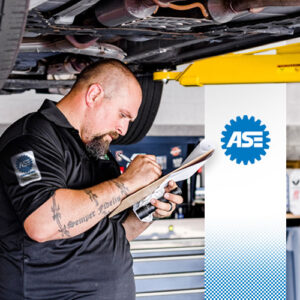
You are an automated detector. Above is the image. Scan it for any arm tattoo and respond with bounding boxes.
[51,192,70,238]
[84,189,99,206]
[112,180,129,197]
[67,211,96,229]
[98,196,121,217]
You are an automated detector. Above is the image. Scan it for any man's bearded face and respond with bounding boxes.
[85,131,119,159]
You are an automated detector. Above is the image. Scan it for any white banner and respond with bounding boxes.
[205,84,286,299]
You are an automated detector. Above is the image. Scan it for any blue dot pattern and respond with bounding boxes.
[205,229,286,299]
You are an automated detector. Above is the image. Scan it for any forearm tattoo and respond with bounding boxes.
[98,196,121,216]
[51,184,125,237]
[67,211,96,229]
[84,189,99,206]
[112,180,129,197]
[84,187,122,217]
[51,192,97,238]
[51,192,70,238]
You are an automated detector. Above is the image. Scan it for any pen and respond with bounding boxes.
[118,153,132,163]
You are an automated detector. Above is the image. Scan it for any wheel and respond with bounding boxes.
[0,0,29,90]
[113,74,163,145]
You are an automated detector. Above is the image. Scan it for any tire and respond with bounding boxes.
[113,74,163,145]
[0,0,29,90]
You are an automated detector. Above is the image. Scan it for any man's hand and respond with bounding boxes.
[122,180,183,241]
[119,155,162,194]
[151,180,183,218]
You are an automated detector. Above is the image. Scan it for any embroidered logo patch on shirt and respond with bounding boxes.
[11,151,41,186]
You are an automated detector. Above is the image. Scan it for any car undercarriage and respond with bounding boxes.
[1,0,299,94]
[1,0,300,143]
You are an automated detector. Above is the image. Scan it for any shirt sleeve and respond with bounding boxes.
[0,134,67,224]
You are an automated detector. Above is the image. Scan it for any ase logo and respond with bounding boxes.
[16,155,33,173]
[221,115,270,165]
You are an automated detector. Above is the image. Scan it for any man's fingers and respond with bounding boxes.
[148,160,162,174]
[151,180,184,219]
[151,198,172,211]
[165,180,177,193]
[146,154,157,162]
[140,155,162,174]
[153,209,171,218]
[164,192,183,205]
[148,158,162,172]
[125,154,162,183]
[152,200,173,217]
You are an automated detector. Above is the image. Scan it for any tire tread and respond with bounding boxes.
[113,75,163,145]
[0,0,29,90]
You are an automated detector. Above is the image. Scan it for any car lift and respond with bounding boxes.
[153,42,300,85]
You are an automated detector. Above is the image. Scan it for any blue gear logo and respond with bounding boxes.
[221,115,270,165]
[16,155,33,173]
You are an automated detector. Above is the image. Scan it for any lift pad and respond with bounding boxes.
[153,43,300,85]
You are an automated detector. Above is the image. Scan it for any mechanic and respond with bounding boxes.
[0,59,183,300]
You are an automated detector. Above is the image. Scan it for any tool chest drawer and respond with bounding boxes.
[131,219,205,300]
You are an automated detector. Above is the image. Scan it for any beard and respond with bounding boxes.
[85,131,119,159]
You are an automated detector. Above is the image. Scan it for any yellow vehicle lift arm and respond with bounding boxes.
[153,43,300,86]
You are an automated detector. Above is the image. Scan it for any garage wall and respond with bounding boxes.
[0,81,205,137]
[287,84,300,160]
[154,82,300,127]
[0,83,299,159]
[0,82,297,128]
[148,81,204,137]
[0,90,61,135]
[287,84,300,125]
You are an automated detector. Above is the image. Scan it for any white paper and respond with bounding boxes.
[182,139,215,165]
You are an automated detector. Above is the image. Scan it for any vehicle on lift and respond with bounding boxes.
[1,0,300,143]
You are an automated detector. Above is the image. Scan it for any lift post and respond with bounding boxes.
[153,43,300,86]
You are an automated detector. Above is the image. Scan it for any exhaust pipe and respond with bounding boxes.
[207,0,300,23]
[95,0,158,27]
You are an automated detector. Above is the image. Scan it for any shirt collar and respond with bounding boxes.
[38,99,115,161]
[38,99,73,129]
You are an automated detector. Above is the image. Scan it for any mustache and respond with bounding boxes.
[86,131,119,159]
[107,131,119,140]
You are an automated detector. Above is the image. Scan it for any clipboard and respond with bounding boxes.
[109,140,214,217]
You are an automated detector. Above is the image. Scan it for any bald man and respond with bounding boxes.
[0,59,183,300]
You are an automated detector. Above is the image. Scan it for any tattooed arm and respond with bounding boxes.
[24,180,128,242]
[23,154,161,242]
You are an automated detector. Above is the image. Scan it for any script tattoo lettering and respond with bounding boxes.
[84,189,99,206]
[112,180,129,197]
[67,211,96,229]
[98,196,121,216]
[51,192,70,238]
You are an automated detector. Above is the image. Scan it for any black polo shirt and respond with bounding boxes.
[0,100,135,300]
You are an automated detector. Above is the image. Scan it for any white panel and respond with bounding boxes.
[205,84,286,299]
